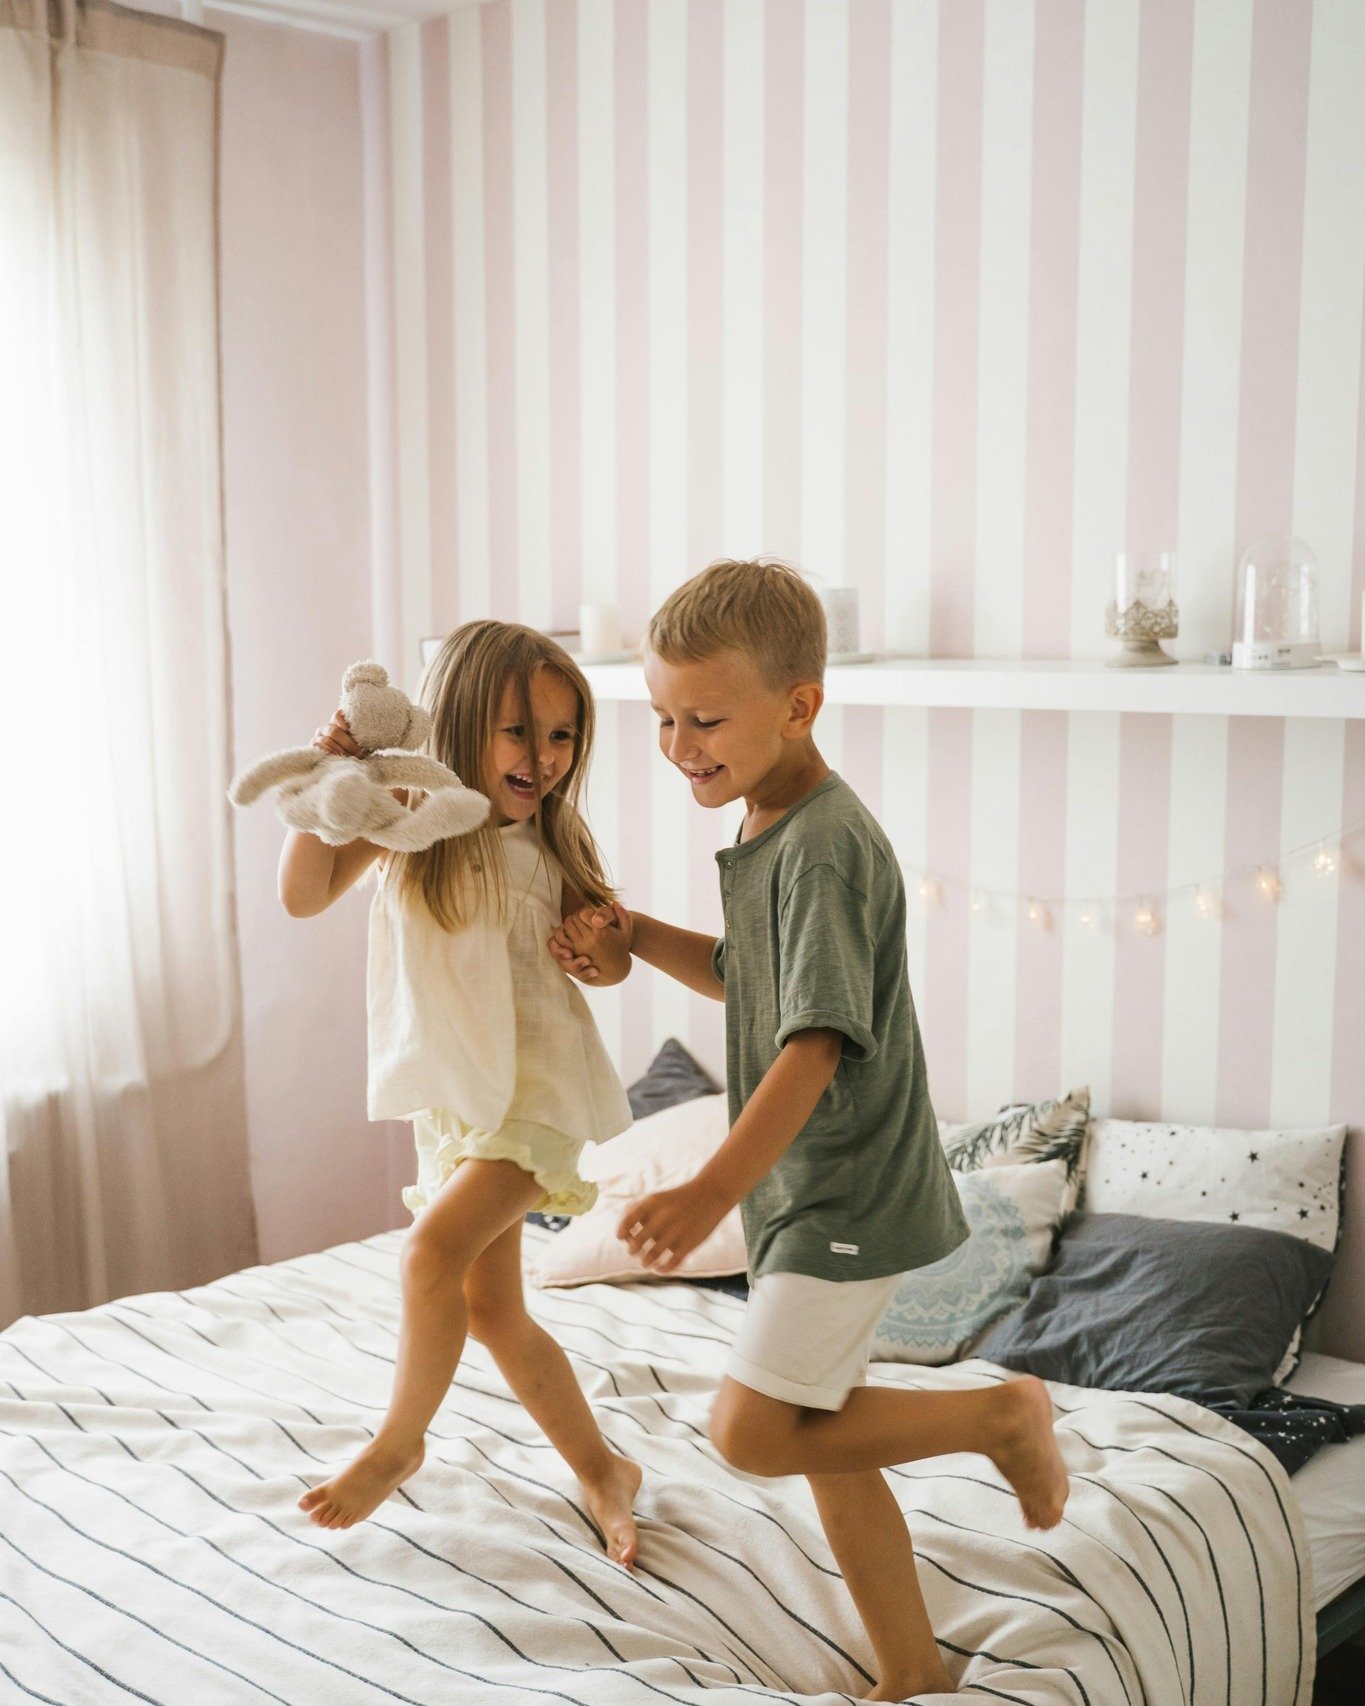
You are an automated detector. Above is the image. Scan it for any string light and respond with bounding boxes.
[892,820,1360,918]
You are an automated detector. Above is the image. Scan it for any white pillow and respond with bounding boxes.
[1082,1119,1345,1251]
[871,1159,1071,1365]
[1082,1118,1346,1384]
[534,1095,747,1287]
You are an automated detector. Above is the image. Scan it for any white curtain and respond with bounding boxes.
[0,0,257,1324]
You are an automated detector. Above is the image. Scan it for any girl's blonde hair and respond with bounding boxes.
[389,620,614,931]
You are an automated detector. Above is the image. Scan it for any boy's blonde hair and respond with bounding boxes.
[389,620,614,932]
[645,559,827,687]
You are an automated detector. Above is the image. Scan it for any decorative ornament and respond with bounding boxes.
[1106,550,1178,668]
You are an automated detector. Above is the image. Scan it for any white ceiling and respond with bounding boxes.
[203,0,482,43]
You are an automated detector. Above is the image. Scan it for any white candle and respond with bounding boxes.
[579,604,622,660]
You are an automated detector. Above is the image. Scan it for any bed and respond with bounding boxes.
[0,1219,1352,1705]
[1284,1352,1365,1653]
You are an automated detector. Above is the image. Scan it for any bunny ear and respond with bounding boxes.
[228,746,321,805]
[342,659,388,692]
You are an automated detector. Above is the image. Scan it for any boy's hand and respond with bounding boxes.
[549,901,633,984]
[618,1180,732,1272]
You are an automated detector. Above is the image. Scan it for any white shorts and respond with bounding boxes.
[726,1270,904,1412]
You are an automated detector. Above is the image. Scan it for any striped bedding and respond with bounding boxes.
[0,1222,1315,1705]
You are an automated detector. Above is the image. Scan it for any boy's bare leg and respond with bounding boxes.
[808,1470,956,1700]
[711,1376,1068,1530]
[464,1220,643,1567]
[299,1158,541,1529]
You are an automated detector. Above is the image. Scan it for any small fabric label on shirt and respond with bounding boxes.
[830,1241,859,1255]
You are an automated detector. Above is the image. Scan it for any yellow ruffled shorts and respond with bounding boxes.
[403,1111,599,1219]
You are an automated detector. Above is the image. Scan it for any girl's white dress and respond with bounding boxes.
[367,820,632,1216]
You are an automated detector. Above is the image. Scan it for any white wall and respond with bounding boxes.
[217,9,409,1261]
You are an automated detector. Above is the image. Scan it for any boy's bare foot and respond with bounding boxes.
[866,1657,956,1699]
[580,1453,643,1568]
[299,1438,424,1529]
[988,1376,1069,1529]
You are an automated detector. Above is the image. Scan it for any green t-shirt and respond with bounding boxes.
[712,772,969,1283]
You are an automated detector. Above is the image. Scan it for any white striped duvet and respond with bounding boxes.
[0,1223,1315,1705]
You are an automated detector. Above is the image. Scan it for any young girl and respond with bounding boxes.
[278,621,641,1560]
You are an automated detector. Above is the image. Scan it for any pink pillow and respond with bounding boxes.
[533,1095,748,1287]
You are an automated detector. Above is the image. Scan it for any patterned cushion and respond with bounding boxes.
[940,1085,1091,1210]
[871,1159,1071,1365]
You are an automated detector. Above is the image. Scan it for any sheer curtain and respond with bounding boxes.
[0,0,257,1324]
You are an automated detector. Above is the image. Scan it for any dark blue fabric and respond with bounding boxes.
[625,1037,721,1121]
[1214,1388,1365,1475]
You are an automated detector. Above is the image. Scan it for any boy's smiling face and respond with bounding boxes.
[643,647,821,810]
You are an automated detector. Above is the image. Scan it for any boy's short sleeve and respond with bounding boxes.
[776,865,878,1061]
[711,936,726,985]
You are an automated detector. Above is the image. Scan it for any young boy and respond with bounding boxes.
[551,560,1068,1701]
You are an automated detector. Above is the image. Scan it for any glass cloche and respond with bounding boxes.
[1232,535,1320,669]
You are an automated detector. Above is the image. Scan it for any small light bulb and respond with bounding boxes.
[969,892,985,915]
[1195,885,1220,920]
[1313,842,1336,877]
[919,876,943,906]
[1256,866,1282,902]
[1134,899,1159,937]
[1026,899,1051,931]
[1078,907,1093,929]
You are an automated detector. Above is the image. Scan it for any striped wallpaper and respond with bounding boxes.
[371,0,1365,1202]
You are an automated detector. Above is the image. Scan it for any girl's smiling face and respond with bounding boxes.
[485,668,582,824]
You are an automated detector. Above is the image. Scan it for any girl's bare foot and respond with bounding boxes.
[580,1453,643,1568]
[988,1376,1069,1529]
[866,1657,956,1700]
[299,1438,424,1529]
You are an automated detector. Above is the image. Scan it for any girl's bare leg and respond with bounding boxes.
[807,1470,955,1700]
[300,1158,541,1528]
[465,1220,642,1566]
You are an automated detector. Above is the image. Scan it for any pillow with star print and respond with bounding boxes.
[1080,1118,1345,1386]
[1080,1119,1345,1253]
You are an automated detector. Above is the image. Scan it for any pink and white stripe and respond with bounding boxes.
[383,0,1365,1355]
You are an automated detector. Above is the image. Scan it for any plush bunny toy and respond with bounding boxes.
[229,661,489,851]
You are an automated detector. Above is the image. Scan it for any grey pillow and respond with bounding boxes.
[974,1211,1336,1408]
[626,1038,721,1122]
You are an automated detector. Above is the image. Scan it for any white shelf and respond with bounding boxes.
[580,656,1365,718]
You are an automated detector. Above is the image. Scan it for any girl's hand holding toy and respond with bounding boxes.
[230,660,490,852]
